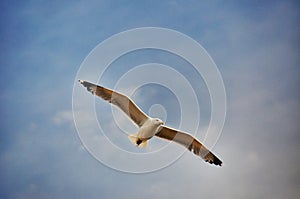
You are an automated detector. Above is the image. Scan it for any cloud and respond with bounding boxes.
[52,110,73,126]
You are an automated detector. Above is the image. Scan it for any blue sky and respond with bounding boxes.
[1,0,299,198]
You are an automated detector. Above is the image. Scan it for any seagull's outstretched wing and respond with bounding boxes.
[155,126,222,166]
[79,80,149,127]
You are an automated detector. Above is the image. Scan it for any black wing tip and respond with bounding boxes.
[78,80,93,88]
[205,158,223,167]
[78,79,87,85]
[215,159,223,167]
[78,79,88,88]
[78,79,88,87]
[206,158,222,167]
[78,80,103,88]
[78,80,96,94]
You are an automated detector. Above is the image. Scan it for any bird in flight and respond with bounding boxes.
[79,80,222,166]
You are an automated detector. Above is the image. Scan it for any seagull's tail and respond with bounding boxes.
[128,133,148,148]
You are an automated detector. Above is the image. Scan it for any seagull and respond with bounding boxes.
[79,80,222,166]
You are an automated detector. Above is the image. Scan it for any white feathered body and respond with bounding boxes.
[128,118,163,147]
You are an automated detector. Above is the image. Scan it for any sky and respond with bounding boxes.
[1,0,299,198]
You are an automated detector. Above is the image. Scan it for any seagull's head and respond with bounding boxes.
[153,118,164,126]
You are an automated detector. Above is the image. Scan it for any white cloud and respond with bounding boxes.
[52,110,73,126]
